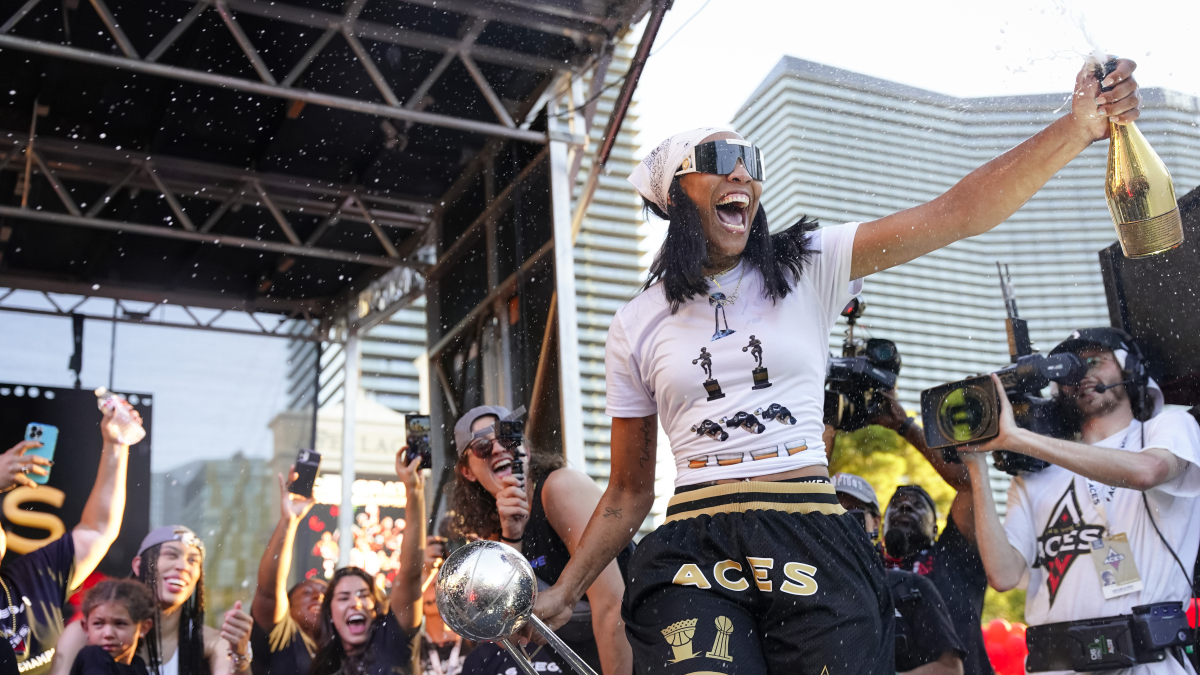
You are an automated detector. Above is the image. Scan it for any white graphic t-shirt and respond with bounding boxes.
[605,222,862,486]
[1004,409,1200,674]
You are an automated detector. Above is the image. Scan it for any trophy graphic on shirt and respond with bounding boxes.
[709,293,736,341]
[693,347,725,400]
[743,335,772,389]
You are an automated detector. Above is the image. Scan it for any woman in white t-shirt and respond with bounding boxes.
[530,59,1144,675]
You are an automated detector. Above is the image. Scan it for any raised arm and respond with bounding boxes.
[961,452,1028,592]
[532,415,658,632]
[961,375,1185,491]
[850,59,1140,281]
[71,403,140,589]
[252,468,316,629]
[543,468,634,675]
[391,450,426,632]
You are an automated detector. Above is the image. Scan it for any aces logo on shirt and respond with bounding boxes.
[1034,482,1105,605]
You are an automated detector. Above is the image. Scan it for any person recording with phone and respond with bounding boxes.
[247,466,327,675]
[2,400,141,675]
[960,328,1200,674]
[447,407,632,675]
[309,449,426,675]
[833,474,965,675]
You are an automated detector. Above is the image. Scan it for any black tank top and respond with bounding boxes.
[522,469,633,584]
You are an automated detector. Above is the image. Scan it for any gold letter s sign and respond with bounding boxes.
[2,486,66,554]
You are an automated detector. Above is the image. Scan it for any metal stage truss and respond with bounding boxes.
[0,0,664,559]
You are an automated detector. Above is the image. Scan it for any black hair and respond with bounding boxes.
[135,543,208,675]
[310,567,387,675]
[643,179,819,313]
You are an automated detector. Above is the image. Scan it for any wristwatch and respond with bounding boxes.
[229,643,253,670]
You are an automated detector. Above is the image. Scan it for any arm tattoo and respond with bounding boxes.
[603,507,623,519]
[637,417,656,468]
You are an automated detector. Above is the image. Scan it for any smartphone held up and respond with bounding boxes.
[23,422,58,485]
[288,449,322,499]
[405,414,432,471]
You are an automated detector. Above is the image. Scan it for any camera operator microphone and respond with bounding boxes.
[834,474,966,675]
[960,328,1200,674]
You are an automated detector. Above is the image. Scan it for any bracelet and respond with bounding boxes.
[896,416,916,437]
[500,533,523,543]
[228,644,253,670]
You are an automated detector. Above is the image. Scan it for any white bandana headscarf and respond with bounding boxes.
[629,126,735,213]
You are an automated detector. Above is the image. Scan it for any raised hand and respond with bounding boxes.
[495,475,529,544]
[278,465,316,522]
[99,399,142,446]
[220,601,253,668]
[1070,57,1140,142]
[0,440,51,491]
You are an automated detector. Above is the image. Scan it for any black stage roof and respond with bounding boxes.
[0,0,648,334]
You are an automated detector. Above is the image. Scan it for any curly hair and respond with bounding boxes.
[136,543,208,675]
[447,433,564,540]
[310,567,388,675]
[83,579,156,623]
[643,178,819,313]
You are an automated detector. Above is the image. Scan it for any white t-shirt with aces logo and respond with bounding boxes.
[1003,409,1200,674]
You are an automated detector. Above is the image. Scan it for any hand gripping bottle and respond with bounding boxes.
[95,387,146,445]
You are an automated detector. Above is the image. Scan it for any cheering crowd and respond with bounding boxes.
[2,55,1199,675]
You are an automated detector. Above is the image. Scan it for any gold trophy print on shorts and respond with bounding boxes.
[709,293,736,341]
[661,617,735,663]
[705,616,735,662]
[661,619,700,663]
[743,335,772,389]
[693,347,726,400]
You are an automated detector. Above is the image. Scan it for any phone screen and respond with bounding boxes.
[289,449,321,499]
[24,423,58,485]
[405,415,432,470]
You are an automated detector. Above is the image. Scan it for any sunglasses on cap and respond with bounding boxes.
[675,139,766,182]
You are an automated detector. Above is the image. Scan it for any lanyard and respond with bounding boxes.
[424,636,462,675]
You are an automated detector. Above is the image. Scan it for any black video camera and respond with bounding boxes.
[823,300,902,431]
[497,419,525,445]
[921,264,1086,475]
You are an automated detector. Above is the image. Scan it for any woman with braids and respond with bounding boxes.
[447,407,631,675]
[530,58,1146,675]
[50,526,255,675]
[309,449,426,675]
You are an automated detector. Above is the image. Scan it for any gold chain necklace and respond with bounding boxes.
[1,578,15,645]
[708,261,745,306]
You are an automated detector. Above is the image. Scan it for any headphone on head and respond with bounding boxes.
[1112,328,1153,421]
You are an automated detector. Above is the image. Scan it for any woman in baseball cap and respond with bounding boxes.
[446,406,632,675]
[50,526,254,675]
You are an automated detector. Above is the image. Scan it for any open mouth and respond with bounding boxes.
[714,193,750,233]
[164,578,187,593]
[346,612,369,635]
[491,457,512,478]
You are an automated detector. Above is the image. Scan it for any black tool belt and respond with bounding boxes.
[1025,602,1194,672]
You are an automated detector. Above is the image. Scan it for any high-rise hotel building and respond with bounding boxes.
[732,57,1200,510]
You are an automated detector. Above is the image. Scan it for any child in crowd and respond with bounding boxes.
[70,580,155,675]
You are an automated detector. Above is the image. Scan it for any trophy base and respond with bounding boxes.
[751,368,772,390]
[704,379,725,401]
[711,329,736,341]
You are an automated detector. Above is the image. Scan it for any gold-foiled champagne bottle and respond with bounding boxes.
[1099,59,1183,258]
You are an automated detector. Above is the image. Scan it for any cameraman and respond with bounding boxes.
[834,474,966,675]
[961,328,1200,674]
[868,391,993,675]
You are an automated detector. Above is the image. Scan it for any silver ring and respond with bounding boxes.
[21,464,31,474]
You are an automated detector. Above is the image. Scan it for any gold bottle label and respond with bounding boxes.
[1116,208,1184,258]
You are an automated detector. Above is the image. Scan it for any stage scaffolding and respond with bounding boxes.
[0,0,666,559]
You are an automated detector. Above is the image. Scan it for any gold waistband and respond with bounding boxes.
[664,481,844,524]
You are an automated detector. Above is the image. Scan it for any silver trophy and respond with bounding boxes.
[435,540,599,675]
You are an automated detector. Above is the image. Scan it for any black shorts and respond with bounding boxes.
[622,480,894,675]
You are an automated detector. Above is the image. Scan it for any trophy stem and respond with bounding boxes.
[498,639,541,675]
[528,614,601,675]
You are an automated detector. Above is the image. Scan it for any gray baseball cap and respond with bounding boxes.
[137,525,205,558]
[832,473,880,513]
[453,405,512,455]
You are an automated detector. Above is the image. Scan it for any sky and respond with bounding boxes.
[4,0,1199,470]
[633,0,1200,161]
